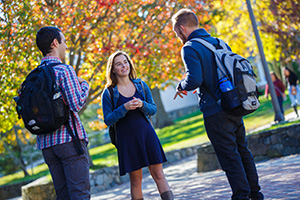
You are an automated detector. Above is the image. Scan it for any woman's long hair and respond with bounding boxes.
[270,71,279,80]
[105,51,137,88]
[283,67,296,77]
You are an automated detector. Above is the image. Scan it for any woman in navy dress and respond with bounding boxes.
[101,51,173,200]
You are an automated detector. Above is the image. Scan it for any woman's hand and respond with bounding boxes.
[124,97,144,110]
[292,86,297,95]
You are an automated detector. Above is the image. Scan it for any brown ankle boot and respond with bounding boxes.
[160,190,174,200]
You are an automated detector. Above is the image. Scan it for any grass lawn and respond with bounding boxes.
[0,95,297,186]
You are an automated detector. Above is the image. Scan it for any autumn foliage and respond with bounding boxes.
[0,0,215,134]
[1,0,298,176]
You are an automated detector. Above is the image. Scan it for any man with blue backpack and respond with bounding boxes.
[16,27,90,199]
[172,9,263,200]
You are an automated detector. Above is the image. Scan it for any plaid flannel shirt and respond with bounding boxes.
[36,56,89,150]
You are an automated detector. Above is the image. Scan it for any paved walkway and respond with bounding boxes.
[91,111,300,200]
[9,110,300,200]
[91,154,300,200]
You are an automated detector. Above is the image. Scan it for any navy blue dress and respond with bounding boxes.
[116,90,167,176]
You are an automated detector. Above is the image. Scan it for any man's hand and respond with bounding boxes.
[173,90,188,100]
[282,93,286,100]
[78,77,90,93]
[78,77,87,83]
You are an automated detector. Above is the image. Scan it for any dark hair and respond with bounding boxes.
[36,27,62,56]
[283,67,296,77]
[172,9,199,30]
[270,71,279,80]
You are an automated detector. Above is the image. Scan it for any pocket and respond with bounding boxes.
[221,88,241,110]
[53,98,67,118]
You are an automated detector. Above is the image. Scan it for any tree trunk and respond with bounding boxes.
[20,157,29,177]
[2,140,29,177]
[151,87,173,128]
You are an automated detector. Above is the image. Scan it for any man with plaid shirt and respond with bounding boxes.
[35,26,90,200]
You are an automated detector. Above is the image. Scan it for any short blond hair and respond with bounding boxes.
[172,9,199,29]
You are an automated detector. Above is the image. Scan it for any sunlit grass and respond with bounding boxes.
[244,93,294,131]
[156,112,209,151]
[89,143,118,169]
[0,94,297,186]
[0,163,51,186]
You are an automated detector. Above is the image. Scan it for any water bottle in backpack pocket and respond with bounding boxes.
[219,77,241,110]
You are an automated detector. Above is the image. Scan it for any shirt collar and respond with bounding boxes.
[40,56,62,65]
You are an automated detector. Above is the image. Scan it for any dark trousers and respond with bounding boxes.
[277,95,284,115]
[204,111,263,200]
[42,140,90,200]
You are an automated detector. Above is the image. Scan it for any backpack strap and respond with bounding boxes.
[41,63,60,92]
[191,38,230,78]
[190,38,222,105]
[65,111,84,155]
[201,84,221,106]
[42,62,84,155]
[190,38,218,52]
[108,86,114,110]
[190,38,229,52]
[107,86,117,141]
[217,38,230,50]
[42,63,70,103]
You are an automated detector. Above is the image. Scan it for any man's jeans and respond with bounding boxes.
[42,140,90,200]
[204,111,263,200]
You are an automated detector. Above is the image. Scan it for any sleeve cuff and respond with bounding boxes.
[81,81,90,92]
[176,82,183,91]
[119,104,128,115]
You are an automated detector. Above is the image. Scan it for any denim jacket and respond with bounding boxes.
[101,79,157,127]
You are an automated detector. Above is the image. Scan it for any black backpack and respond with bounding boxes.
[14,62,83,154]
[14,62,69,134]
